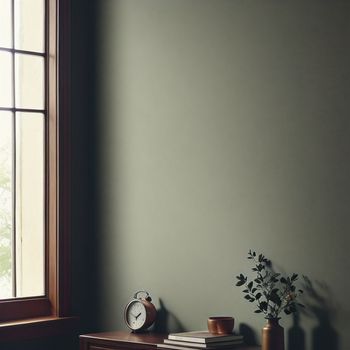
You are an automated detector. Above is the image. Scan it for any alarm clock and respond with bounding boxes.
[124,290,157,332]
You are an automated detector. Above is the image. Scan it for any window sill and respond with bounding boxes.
[0,316,79,342]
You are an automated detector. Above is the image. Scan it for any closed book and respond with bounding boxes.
[168,331,243,344]
[163,339,243,349]
[157,341,243,350]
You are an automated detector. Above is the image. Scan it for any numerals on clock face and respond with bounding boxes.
[126,301,147,330]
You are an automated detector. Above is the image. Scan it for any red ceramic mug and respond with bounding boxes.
[207,316,234,335]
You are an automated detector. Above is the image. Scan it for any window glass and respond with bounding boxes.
[14,0,44,52]
[0,112,13,299]
[15,54,44,109]
[0,0,46,301]
[15,113,45,297]
[0,52,13,107]
[0,0,12,48]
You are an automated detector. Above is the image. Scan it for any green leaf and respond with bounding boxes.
[291,273,298,281]
[254,309,263,313]
[236,280,245,287]
[270,292,281,306]
[260,301,268,311]
[248,281,253,290]
[257,264,264,271]
[255,292,262,299]
[280,277,287,284]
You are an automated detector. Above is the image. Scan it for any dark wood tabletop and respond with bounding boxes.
[79,331,261,350]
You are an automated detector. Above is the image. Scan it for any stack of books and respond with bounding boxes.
[157,331,244,350]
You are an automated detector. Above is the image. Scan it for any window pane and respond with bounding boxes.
[0,112,13,299]
[15,112,44,297]
[0,0,12,48]
[15,54,44,109]
[14,0,44,52]
[0,51,13,108]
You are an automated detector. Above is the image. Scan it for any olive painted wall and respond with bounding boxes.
[82,1,350,349]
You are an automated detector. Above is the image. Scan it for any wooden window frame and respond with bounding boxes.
[0,0,76,341]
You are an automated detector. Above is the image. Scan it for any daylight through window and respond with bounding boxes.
[0,0,45,299]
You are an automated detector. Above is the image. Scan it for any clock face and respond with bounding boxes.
[125,300,147,330]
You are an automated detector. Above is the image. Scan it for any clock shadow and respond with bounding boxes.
[152,298,185,333]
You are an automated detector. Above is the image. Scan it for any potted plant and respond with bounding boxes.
[235,250,304,350]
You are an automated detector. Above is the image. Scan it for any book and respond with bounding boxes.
[162,339,243,349]
[167,331,243,344]
[157,341,243,350]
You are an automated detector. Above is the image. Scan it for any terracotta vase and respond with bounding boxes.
[262,318,285,350]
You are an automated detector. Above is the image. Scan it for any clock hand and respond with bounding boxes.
[135,312,141,319]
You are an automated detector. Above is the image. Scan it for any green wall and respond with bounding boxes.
[78,0,349,349]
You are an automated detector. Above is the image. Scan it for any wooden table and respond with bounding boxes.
[80,331,260,350]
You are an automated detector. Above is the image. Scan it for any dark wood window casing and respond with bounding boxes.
[0,0,75,341]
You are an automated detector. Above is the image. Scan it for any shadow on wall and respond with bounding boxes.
[153,298,185,333]
[239,323,258,346]
[287,277,339,350]
[287,312,305,350]
[71,0,104,334]
[303,277,339,350]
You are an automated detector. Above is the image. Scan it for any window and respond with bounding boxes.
[0,0,72,338]
[0,0,45,300]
